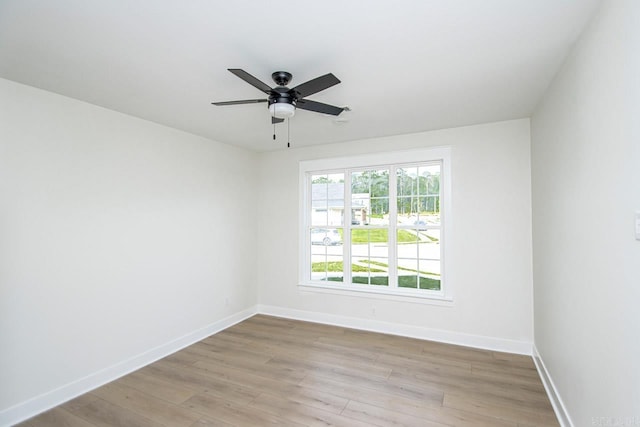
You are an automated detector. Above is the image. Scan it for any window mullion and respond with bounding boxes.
[388,166,398,289]
[305,173,312,283]
[438,159,445,296]
[344,169,352,286]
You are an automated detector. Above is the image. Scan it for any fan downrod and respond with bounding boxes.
[272,71,292,87]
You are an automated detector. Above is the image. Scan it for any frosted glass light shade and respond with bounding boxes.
[269,102,295,119]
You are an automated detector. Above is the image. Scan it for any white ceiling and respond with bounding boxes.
[0,0,599,151]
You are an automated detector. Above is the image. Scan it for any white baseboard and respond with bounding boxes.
[532,344,572,427]
[0,306,258,427]
[257,304,533,355]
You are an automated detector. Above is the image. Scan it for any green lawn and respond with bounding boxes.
[360,259,441,277]
[312,261,384,273]
[397,275,441,290]
[346,229,417,244]
[327,275,440,290]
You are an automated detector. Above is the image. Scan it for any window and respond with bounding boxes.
[300,147,451,301]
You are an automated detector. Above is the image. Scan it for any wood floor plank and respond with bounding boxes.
[341,400,448,427]
[421,406,519,427]
[188,417,234,427]
[388,367,549,408]
[65,398,159,427]
[190,359,300,394]
[193,356,308,383]
[376,348,473,372]
[18,407,96,427]
[116,370,196,404]
[305,363,443,402]
[443,393,560,426]
[248,393,369,427]
[299,373,444,413]
[275,384,349,415]
[20,315,558,426]
[341,329,427,355]
[183,341,273,366]
[181,392,304,426]
[140,361,261,405]
[90,382,201,427]
[310,339,382,364]
[266,353,393,381]
[252,340,388,378]
[377,353,473,379]
[445,387,554,415]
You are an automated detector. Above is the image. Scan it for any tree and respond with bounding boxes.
[312,176,331,184]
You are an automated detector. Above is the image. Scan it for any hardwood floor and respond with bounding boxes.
[19,315,559,426]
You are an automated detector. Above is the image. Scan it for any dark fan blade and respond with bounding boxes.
[271,116,285,124]
[228,69,272,94]
[292,73,340,98]
[212,99,267,106]
[296,99,344,116]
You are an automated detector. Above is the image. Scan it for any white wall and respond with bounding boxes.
[531,0,640,425]
[257,119,533,351]
[0,78,258,418]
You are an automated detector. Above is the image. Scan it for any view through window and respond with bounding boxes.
[305,159,445,296]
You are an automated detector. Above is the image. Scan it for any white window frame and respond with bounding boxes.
[299,147,452,302]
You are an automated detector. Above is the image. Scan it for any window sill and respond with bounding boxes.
[298,282,454,306]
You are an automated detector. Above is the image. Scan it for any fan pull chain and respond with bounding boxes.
[287,118,290,148]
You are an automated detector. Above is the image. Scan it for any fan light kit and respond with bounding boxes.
[212,69,344,124]
[269,102,296,119]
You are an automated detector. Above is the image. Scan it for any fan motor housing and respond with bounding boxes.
[268,87,296,107]
[272,71,292,86]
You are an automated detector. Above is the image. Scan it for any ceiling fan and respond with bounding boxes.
[212,69,344,124]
